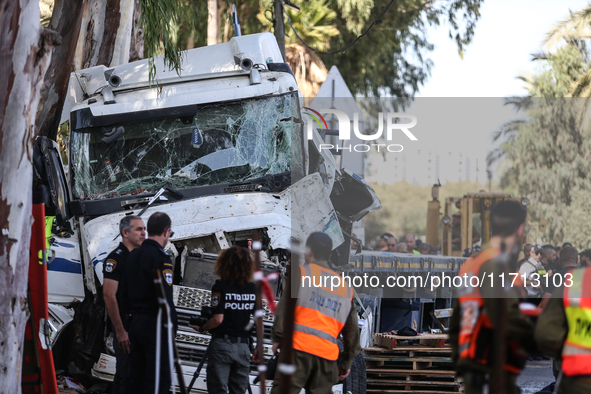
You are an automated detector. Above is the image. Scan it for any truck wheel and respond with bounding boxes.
[344,352,366,394]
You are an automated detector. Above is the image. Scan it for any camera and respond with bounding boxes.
[189,306,213,327]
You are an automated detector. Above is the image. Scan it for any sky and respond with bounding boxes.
[417,0,590,98]
[364,0,591,184]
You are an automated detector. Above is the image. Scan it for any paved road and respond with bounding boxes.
[517,359,555,394]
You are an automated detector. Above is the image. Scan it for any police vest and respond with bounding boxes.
[293,263,353,361]
[457,248,527,374]
[562,267,591,376]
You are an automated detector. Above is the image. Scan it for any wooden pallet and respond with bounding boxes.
[364,340,463,393]
[366,373,463,393]
[365,345,453,356]
[374,333,448,349]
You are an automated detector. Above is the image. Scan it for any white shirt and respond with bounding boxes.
[519,256,540,297]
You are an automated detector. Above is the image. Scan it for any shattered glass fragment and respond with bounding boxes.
[70,94,301,199]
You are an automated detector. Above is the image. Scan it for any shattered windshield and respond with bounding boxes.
[71,94,301,199]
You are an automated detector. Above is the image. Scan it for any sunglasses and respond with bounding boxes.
[388,243,397,247]
[169,229,175,237]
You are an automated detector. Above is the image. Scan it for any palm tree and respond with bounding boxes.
[544,5,591,96]
[285,43,329,104]
[257,0,339,98]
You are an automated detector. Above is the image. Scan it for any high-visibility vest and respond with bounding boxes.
[293,263,353,361]
[562,267,591,376]
[457,248,527,374]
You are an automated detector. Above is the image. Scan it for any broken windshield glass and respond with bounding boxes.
[70,94,300,199]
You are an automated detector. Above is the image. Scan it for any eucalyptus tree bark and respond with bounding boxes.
[37,0,136,140]
[0,0,56,391]
[36,0,85,141]
[207,0,219,45]
[76,0,134,70]
[129,0,144,62]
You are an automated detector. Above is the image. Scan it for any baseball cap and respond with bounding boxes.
[532,245,543,254]
[579,249,591,259]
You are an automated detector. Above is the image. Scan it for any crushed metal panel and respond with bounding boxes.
[291,173,344,248]
[85,194,293,283]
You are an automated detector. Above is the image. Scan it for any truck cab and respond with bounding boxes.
[33,33,380,390]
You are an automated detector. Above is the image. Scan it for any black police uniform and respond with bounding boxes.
[103,243,131,394]
[207,279,256,394]
[124,239,177,394]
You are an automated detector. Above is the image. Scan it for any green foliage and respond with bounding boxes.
[364,180,499,248]
[140,0,199,82]
[529,46,587,97]
[173,0,209,50]
[189,0,484,97]
[564,188,591,248]
[498,97,591,246]
[321,0,483,97]
[257,0,340,50]
[334,0,374,35]
[543,4,591,97]
[494,39,591,246]
[545,5,591,56]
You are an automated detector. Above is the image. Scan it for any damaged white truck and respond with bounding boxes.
[33,33,381,392]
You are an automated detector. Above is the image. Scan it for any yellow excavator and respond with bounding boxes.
[425,185,535,257]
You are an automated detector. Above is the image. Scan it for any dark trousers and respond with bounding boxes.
[206,338,251,394]
[271,350,338,394]
[462,371,520,394]
[128,314,174,394]
[112,317,131,394]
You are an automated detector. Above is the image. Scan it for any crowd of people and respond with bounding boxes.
[352,231,438,255]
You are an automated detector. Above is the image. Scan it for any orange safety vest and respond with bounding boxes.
[457,248,526,374]
[293,263,353,361]
[562,267,591,376]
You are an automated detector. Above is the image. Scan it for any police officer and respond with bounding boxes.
[449,200,537,394]
[190,246,255,394]
[271,232,360,394]
[125,212,177,394]
[103,215,145,393]
[535,263,591,393]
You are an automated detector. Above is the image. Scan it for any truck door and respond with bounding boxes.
[34,137,85,302]
[330,168,382,265]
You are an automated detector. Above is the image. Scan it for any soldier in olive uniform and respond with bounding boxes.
[449,201,537,394]
[535,248,591,394]
[271,232,360,394]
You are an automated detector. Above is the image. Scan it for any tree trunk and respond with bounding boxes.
[129,0,144,62]
[75,0,133,70]
[0,0,56,391]
[207,0,219,45]
[36,0,135,140]
[36,0,85,140]
[104,0,135,67]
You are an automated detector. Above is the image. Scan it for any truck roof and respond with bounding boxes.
[63,33,288,120]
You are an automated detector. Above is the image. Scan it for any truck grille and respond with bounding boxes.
[173,285,275,366]
[173,285,275,322]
